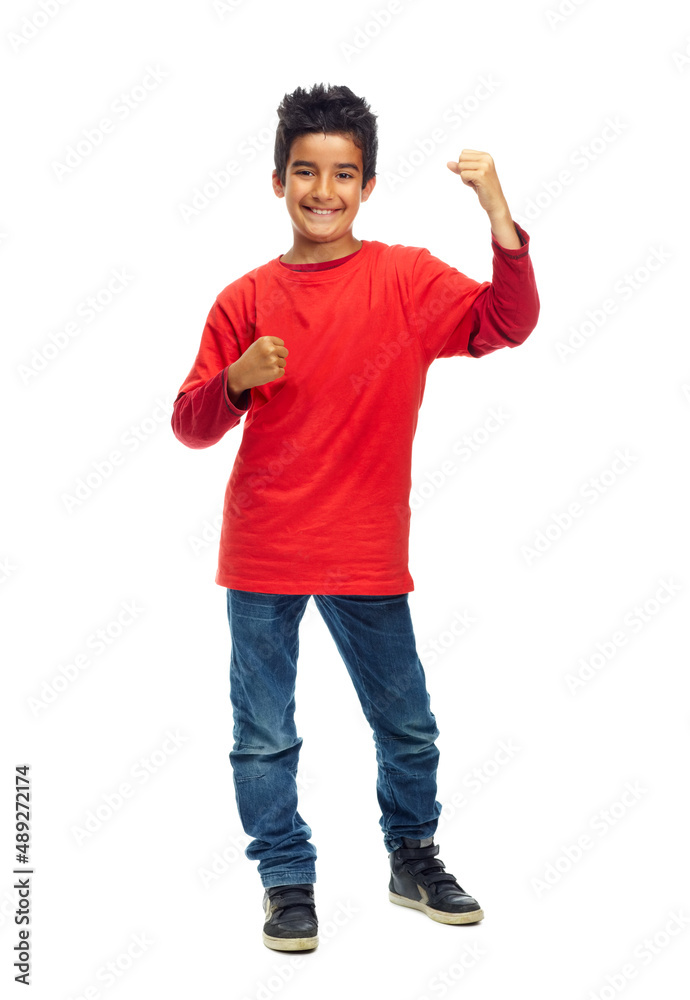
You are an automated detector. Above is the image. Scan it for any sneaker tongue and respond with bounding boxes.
[402,837,434,848]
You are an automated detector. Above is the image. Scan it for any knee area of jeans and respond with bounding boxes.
[376,726,440,745]
[231,737,303,759]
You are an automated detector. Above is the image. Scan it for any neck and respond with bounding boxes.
[281,236,362,265]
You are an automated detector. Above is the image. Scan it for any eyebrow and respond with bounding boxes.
[290,159,361,172]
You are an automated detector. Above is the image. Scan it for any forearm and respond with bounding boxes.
[487,206,522,250]
[226,362,248,407]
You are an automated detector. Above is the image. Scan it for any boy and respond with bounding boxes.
[171,83,539,952]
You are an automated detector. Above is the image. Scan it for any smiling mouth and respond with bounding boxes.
[304,207,340,216]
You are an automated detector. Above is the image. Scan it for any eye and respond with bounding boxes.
[294,170,354,179]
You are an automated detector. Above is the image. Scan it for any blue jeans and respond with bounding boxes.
[226,589,442,888]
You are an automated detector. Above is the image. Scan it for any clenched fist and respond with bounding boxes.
[447,149,509,218]
[227,336,288,403]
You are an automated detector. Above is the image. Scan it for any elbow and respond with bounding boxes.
[170,403,222,449]
[171,430,217,450]
[507,291,541,347]
[170,421,221,450]
[509,316,538,347]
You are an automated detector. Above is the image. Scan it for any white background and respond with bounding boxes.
[3,0,690,997]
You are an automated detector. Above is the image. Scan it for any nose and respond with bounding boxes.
[312,175,335,201]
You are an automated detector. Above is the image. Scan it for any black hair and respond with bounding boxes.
[274,83,378,190]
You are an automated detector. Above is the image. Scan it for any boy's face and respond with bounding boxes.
[272,132,376,253]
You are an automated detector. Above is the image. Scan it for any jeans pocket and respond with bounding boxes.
[228,589,284,621]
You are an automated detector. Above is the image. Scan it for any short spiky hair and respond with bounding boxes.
[274,83,378,190]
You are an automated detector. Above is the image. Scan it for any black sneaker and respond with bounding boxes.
[262,883,319,951]
[389,837,484,924]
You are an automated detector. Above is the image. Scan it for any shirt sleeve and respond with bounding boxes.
[410,221,539,363]
[171,366,251,449]
[171,284,255,449]
[460,222,540,359]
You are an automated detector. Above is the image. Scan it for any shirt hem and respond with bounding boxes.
[215,573,414,595]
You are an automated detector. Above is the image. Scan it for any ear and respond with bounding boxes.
[361,175,376,203]
[271,170,285,199]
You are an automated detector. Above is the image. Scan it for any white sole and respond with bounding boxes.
[262,932,319,951]
[389,891,484,924]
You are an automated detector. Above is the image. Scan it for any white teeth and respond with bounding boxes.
[307,208,336,215]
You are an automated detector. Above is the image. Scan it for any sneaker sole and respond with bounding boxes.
[262,932,319,951]
[389,891,484,924]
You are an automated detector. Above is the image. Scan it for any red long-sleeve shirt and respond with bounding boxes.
[172,223,539,593]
